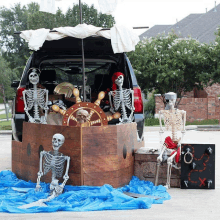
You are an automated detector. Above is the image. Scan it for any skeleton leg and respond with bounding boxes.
[166,152,177,189]
[155,145,166,186]
[36,151,45,191]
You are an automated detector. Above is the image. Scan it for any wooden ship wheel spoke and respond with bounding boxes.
[52,88,120,127]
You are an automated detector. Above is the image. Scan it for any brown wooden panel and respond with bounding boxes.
[84,166,134,188]
[83,153,133,173]
[12,122,141,187]
[12,140,22,163]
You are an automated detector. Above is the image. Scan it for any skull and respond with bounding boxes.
[76,109,89,124]
[115,75,124,86]
[29,69,39,85]
[165,92,177,109]
[52,133,65,151]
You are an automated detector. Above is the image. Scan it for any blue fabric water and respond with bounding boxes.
[0,170,170,213]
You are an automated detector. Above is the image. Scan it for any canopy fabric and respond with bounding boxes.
[20,24,140,53]
[0,170,170,213]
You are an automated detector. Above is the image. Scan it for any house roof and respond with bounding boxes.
[164,13,203,35]
[139,25,172,40]
[177,4,220,41]
[140,4,220,43]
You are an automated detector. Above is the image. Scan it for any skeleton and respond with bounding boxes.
[76,109,89,125]
[36,134,70,195]
[108,72,135,124]
[155,92,186,188]
[19,133,70,209]
[23,69,49,124]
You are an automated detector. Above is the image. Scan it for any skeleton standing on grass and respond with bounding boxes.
[155,92,186,188]
[23,68,49,124]
[108,72,135,124]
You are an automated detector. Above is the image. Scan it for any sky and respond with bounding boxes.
[0,0,219,35]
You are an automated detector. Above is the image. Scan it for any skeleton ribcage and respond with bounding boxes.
[113,89,132,110]
[163,110,183,131]
[43,152,66,178]
[24,90,34,110]
[24,89,47,110]
[37,89,47,109]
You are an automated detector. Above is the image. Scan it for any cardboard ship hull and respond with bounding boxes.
[12,122,143,188]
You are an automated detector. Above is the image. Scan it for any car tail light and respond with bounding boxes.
[133,87,143,113]
[15,87,25,113]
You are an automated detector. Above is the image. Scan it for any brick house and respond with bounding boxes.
[155,83,220,122]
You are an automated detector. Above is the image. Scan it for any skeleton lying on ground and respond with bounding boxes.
[108,72,135,124]
[19,133,70,209]
[23,68,49,124]
[155,92,186,189]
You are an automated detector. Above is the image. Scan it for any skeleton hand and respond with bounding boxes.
[55,185,64,195]
[110,107,115,114]
[157,155,163,163]
[35,184,42,192]
[28,116,35,123]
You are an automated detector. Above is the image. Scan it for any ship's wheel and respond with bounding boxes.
[52,88,120,127]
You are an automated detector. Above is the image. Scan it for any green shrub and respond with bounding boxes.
[186,119,219,125]
[144,95,155,115]
[145,118,160,126]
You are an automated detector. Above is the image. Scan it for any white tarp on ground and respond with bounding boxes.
[20,23,140,53]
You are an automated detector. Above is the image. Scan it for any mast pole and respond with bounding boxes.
[79,0,86,102]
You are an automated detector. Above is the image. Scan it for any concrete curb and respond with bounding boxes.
[0,130,12,135]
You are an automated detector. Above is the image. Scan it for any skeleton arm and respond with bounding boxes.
[36,151,45,191]
[43,89,49,122]
[54,156,70,195]
[128,89,135,120]
[179,110,186,146]
[60,156,70,188]
[159,110,165,150]
[23,90,35,123]
[108,91,115,113]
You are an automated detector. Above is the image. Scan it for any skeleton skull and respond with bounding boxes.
[52,133,65,151]
[165,92,177,109]
[29,69,39,85]
[76,109,89,124]
[115,75,124,87]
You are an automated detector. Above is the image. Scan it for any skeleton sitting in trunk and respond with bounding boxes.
[155,92,186,188]
[23,68,49,124]
[36,133,70,196]
[108,72,135,124]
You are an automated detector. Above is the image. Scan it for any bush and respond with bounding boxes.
[145,118,160,126]
[144,95,155,116]
[186,119,219,125]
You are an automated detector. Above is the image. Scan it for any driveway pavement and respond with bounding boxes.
[0,130,219,219]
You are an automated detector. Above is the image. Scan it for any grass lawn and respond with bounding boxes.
[0,120,12,130]
[0,113,12,119]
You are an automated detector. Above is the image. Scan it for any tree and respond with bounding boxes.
[0,2,115,76]
[0,3,39,71]
[0,56,17,100]
[127,33,215,106]
[27,3,115,29]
